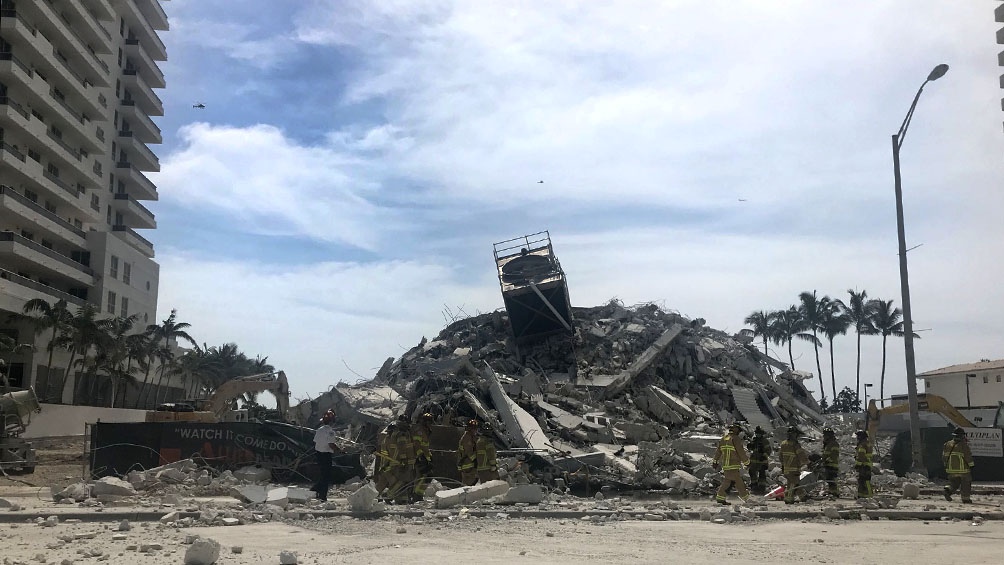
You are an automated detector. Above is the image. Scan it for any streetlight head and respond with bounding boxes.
[927,64,949,82]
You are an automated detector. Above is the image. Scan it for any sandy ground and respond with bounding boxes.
[1,512,1003,565]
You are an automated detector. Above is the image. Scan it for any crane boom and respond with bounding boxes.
[201,371,290,420]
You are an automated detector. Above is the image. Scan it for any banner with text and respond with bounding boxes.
[963,427,1003,458]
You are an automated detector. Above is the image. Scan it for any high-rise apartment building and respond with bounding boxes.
[0,0,166,402]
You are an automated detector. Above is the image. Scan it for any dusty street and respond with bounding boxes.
[2,510,1003,565]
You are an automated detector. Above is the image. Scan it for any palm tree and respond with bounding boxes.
[769,306,818,370]
[741,310,774,357]
[146,309,197,405]
[869,299,915,407]
[840,289,878,402]
[798,290,831,403]
[61,304,104,404]
[12,298,72,401]
[818,301,851,402]
[94,315,140,407]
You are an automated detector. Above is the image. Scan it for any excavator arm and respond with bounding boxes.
[202,371,290,420]
[867,393,975,439]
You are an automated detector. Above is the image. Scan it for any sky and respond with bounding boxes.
[147,0,1004,405]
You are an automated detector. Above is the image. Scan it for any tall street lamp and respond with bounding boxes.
[892,63,949,471]
[863,383,874,411]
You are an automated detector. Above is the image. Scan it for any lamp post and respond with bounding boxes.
[892,63,949,471]
[863,383,874,411]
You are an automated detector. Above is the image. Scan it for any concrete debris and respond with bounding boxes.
[501,484,545,504]
[903,483,921,500]
[279,550,299,564]
[233,465,272,483]
[347,483,380,512]
[91,477,136,497]
[183,537,221,565]
[435,480,511,508]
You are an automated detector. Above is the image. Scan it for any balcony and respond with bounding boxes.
[1,146,97,220]
[136,0,168,31]
[118,130,160,171]
[116,0,168,61]
[0,94,31,121]
[124,39,165,88]
[34,0,111,86]
[115,162,158,200]
[112,192,156,229]
[118,99,161,144]
[0,231,95,284]
[122,69,163,116]
[82,0,115,21]
[998,3,1004,23]
[61,0,113,53]
[112,224,155,258]
[0,267,88,308]
[0,185,87,244]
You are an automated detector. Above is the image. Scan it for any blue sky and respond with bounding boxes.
[147,0,1004,404]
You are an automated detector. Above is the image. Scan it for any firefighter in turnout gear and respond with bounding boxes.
[411,413,435,501]
[821,427,840,499]
[373,422,398,496]
[943,427,975,503]
[714,422,750,504]
[747,426,772,494]
[779,426,809,504]
[457,419,481,486]
[388,416,417,503]
[854,430,873,499]
[475,422,499,483]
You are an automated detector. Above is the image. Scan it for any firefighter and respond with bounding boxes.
[411,412,435,501]
[854,430,873,499]
[821,427,840,499]
[457,419,480,486]
[747,426,772,495]
[779,426,809,504]
[374,421,398,496]
[390,415,416,503]
[713,422,750,505]
[475,422,499,484]
[943,427,975,503]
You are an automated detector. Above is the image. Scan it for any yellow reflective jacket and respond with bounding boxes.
[779,439,808,473]
[942,439,974,474]
[855,440,872,468]
[822,439,840,469]
[714,433,749,470]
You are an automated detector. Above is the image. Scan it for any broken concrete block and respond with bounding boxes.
[160,511,179,523]
[903,483,920,500]
[233,465,271,483]
[285,487,312,504]
[156,468,188,484]
[435,480,510,508]
[232,485,268,504]
[501,485,544,504]
[822,507,840,519]
[279,550,299,564]
[266,487,289,509]
[347,482,379,512]
[0,498,10,508]
[222,517,240,526]
[671,469,699,491]
[183,538,221,565]
[53,482,91,502]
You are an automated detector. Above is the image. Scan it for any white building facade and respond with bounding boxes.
[0,0,167,404]
[920,359,1004,410]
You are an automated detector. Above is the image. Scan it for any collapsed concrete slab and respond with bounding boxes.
[483,364,552,452]
[603,324,683,398]
[347,483,379,512]
[91,477,136,497]
[184,538,221,565]
[435,480,510,508]
[501,484,545,504]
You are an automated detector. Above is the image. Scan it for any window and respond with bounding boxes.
[983,376,989,384]
[997,375,1002,383]
[120,296,128,317]
[20,229,33,241]
[109,255,118,279]
[145,281,150,291]
[46,163,59,177]
[44,200,56,214]
[28,148,40,162]
[122,262,131,284]
[41,239,52,249]
[107,291,116,314]
[24,189,38,203]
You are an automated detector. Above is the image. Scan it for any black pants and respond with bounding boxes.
[823,466,839,497]
[749,461,767,493]
[313,451,333,501]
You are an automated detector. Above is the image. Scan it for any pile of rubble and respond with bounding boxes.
[298,301,832,492]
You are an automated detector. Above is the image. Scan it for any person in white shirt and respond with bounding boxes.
[311,410,340,501]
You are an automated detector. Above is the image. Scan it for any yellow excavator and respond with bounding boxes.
[866,393,975,439]
[146,371,290,423]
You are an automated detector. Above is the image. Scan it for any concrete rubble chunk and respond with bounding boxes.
[155,468,188,484]
[823,507,840,519]
[347,482,379,512]
[52,482,91,502]
[285,487,313,504]
[671,469,699,491]
[184,538,221,565]
[266,487,290,509]
[233,465,271,483]
[435,480,510,509]
[903,483,920,500]
[232,485,268,504]
[279,550,299,564]
[501,485,545,504]
[603,324,683,398]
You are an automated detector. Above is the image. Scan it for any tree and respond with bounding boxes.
[869,298,913,407]
[61,304,105,404]
[830,386,861,413]
[0,332,32,390]
[741,310,774,357]
[819,301,851,401]
[841,289,878,402]
[145,309,197,405]
[12,298,72,401]
[769,306,818,371]
[93,315,141,407]
[798,290,831,403]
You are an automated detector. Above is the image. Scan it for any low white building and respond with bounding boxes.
[919,359,1004,409]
